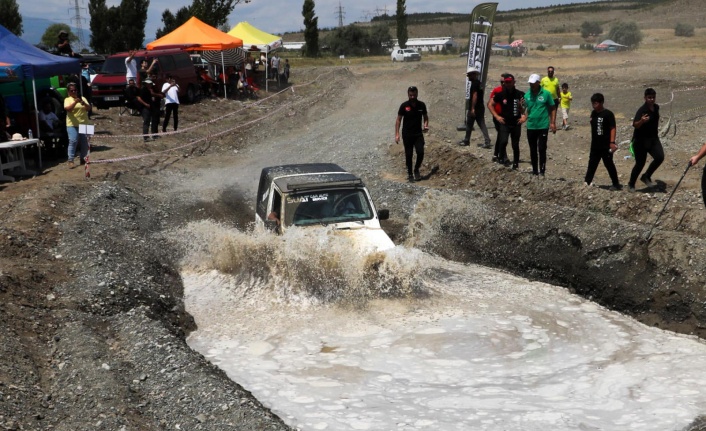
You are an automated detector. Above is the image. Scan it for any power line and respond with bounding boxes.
[335,1,345,27]
[68,0,87,52]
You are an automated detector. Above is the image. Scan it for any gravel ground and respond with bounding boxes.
[3,46,706,429]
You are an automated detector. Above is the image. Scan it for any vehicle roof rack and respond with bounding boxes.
[289,178,363,192]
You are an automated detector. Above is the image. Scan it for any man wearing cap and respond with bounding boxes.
[489,74,526,169]
[56,30,80,58]
[395,86,429,182]
[525,73,556,176]
[137,79,159,141]
[459,67,491,148]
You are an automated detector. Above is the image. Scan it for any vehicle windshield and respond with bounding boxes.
[284,189,374,227]
[404,49,417,53]
[101,56,144,74]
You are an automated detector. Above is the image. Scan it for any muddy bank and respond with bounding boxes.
[399,187,706,338]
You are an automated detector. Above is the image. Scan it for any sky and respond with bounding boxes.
[19,0,583,44]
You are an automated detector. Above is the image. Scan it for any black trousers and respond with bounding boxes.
[402,134,425,175]
[629,137,664,186]
[496,123,522,165]
[162,103,179,132]
[526,128,548,174]
[585,146,620,185]
[142,107,159,139]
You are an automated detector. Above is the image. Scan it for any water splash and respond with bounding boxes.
[171,220,432,306]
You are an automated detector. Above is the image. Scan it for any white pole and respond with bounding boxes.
[31,78,42,169]
[221,51,227,99]
[265,46,268,93]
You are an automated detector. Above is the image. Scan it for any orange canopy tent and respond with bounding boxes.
[147,17,243,97]
[146,16,243,51]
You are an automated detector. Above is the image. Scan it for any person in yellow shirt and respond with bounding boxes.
[560,83,573,130]
[540,66,560,128]
[64,82,92,168]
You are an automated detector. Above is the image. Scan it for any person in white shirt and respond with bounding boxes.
[125,50,138,83]
[161,75,180,132]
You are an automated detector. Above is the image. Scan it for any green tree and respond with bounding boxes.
[580,21,603,39]
[40,23,76,51]
[302,0,319,57]
[156,6,191,39]
[675,23,694,37]
[608,21,643,49]
[89,0,111,53]
[322,23,392,57]
[369,23,393,55]
[0,0,22,36]
[118,0,149,51]
[395,0,408,48]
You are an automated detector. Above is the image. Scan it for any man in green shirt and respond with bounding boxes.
[525,73,556,176]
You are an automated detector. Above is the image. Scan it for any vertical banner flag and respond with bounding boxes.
[462,3,498,127]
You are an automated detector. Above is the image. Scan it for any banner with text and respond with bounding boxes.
[465,2,498,103]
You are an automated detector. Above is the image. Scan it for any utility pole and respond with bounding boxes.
[68,0,87,52]
[335,1,345,28]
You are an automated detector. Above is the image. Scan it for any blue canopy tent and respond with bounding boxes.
[0,24,80,150]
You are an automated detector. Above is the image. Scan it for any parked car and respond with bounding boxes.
[91,48,200,109]
[255,163,395,252]
[391,48,422,62]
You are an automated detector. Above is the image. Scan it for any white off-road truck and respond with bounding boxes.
[255,163,394,252]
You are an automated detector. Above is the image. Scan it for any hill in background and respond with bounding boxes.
[283,0,705,47]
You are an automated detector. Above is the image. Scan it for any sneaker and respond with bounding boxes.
[492,156,499,163]
[628,185,636,193]
[640,174,655,187]
[609,184,623,191]
[458,140,470,146]
[482,143,492,149]
[67,160,76,169]
[414,169,421,181]
[407,174,415,183]
[511,163,518,170]
[584,181,594,187]
[144,137,153,142]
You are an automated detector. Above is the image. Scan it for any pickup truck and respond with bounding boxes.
[255,163,394,252]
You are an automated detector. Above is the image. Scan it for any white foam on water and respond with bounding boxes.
[182,244,706,431]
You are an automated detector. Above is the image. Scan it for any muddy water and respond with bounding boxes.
[178,220,706,431]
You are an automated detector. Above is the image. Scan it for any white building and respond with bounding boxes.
[282,42,305,50]
[392,37,458,52]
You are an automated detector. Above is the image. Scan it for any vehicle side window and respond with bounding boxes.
[158,55,175,72]
[174,54,193,70]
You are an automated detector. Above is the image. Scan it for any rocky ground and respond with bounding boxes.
[3,45,706,429]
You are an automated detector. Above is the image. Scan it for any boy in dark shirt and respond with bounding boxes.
[628,88,663,191]
[584,93,621,190]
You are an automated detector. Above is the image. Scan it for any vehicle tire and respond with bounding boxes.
[392,58,397,62]
[186,84,196,104]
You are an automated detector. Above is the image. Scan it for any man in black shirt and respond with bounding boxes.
[395,86,429,182]
[489,74,526,169]
[584,93,621,189]
[459,67,491,148]
[628,88,663,191]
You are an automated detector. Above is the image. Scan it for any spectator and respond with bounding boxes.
[161,75,179,133]
[63,82,91,167]
[540,66,561,112]
[584,93,621,190]
[628,88,664,192]
[38,102,60,135]
[487,73,509,162]
[524,73,556,176]
[395,85,429,182]
[124,78,140,111]
[459,66,491,148]
[136,79,159,142]
[125,50,138,83]
[271,53,280,83]
[139,58,158,83]
[0,93,9,141]
[56,30,81,58]
[283,59,290,85]
[560,83,572,130]
[489,74,526,169]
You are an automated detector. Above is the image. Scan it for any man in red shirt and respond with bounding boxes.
[487,73,510,162]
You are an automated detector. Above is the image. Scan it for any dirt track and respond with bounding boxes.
[3,46,706,428]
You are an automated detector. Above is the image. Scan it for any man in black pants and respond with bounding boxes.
[628,88,664,191]
[489,74,526,169]
[395,86,429,182]
[584,93,622,190]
